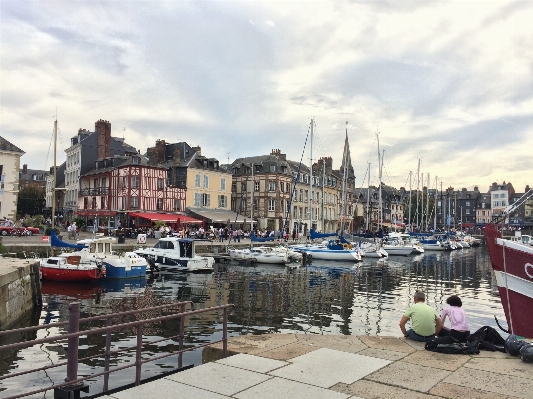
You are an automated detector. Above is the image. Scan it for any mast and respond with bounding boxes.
[376,131,382,231]
[421,171,424,231]
[321,160,325,231]
[366,163,370,231]
[309,118,313,234]
[341,123,349,235]
[433,176,438,230]
[408,171,412,232]
[250,163,254,234]
[51,116,57,229]
[426,173,430,231]
[415,158,420,231]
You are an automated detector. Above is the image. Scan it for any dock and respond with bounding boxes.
[96,333,532,399]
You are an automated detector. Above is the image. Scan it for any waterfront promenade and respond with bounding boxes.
[98,334,532,399]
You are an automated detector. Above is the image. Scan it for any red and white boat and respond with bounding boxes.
[40,255,105,282]
[484,223,533,339]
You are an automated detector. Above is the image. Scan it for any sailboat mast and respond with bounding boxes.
[250,163,254,234]
[366,163,370,231]
[421,171,424,231]
[51,117,57,229]
[426,173,430,231]
[408,171,412,232]
[416,158,420,231]
[321,160,325,231]
[341,123,349,235]
[309,119,313,234]
[376,131,382,230]
[433,176,438,230]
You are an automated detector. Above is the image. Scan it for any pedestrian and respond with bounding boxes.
[399,291,442,342]
[232,229,238,243]
[438,295,470,342]
[67,223,72,239]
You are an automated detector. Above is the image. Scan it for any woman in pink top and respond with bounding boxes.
[438,295,470,342]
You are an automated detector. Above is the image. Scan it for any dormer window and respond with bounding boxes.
[269,165,276,172]
[132,156,140,164]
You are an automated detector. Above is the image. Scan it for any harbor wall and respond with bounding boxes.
[0,259,41,330]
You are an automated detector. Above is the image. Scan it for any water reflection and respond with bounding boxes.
[0,247,506,397]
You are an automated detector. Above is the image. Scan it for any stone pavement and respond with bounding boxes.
[97,334,533,399]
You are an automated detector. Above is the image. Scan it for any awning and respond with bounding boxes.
[187,207,256,224]
[75,210,117,216]
[129,212,202,224]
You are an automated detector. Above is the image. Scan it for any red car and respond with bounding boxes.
[0,226,40,236]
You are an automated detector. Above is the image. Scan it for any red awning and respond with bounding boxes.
[129,212,202,224]
[75,210,117,216]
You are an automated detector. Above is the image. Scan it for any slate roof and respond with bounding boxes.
[0,136,24,153]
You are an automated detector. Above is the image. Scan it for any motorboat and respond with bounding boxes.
[229,246,289,264]
[291,240,362,262]
[355,242,388,258]
[135,237,214,272]
[381,238,416,256]
[40,256,104,282]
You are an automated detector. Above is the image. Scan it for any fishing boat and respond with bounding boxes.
[484,190,533,339]
[135,237,214,272]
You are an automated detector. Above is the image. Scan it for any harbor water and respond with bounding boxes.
[0,246,506,397]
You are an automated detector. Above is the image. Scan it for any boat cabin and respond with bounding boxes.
[77,237,117,256]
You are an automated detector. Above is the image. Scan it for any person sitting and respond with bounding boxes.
[438,295,470,342]
[400,290,443,342]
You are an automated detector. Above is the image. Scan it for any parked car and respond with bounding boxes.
[0,226,40,236]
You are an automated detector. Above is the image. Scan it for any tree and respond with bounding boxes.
[16,186,46,217]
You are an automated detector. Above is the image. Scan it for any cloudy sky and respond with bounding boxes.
[1,0,532,193]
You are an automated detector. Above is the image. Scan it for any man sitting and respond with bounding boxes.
[399,291,442,342]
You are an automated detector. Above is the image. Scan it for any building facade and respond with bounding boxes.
[0,137,25,220]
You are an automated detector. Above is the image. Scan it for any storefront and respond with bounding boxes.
[128,212,202,229]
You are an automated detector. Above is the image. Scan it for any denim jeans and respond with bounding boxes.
[406,329,435,342]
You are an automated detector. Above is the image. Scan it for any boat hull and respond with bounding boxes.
[104,263,147,278]
[484,224,533,338]
[382,246,413,256]
[300,248,362,262]
[40,266,104,282]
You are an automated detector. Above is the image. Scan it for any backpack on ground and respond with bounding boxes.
[425,336,480,355]
[466,326,506,352]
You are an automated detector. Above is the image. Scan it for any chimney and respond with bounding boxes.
[270,148,281,156]
[474,186,479,191]
[23,164,28,174]
[526,185,530,192]
[462,188,467,192]
[95,119,112,159]
[173,148,181,165]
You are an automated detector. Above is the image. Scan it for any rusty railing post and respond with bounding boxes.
[65,302,81,383]
[103,317,112,391]
[135,325,143,386]
[222,307,228,358]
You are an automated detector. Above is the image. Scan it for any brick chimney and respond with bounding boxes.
[474,186,479,191]
[526,185,530,192]
[270,148,281,156]
[23,164,27,174]
[95,119,112,159]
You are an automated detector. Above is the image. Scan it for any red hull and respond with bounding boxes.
[41,266,104,282]
[41,281,104,297]
[484,224,533,338]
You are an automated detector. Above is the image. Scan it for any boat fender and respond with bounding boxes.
[520,343,533,363]
[342,243,353,250]
[505,334,527,356]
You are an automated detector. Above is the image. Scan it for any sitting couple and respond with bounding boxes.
[399,291,470,342]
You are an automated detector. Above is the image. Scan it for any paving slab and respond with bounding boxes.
[257,342,318,360]
[463,357,533,379]
[294,334,368,353]
[208,334,298,356]
[357,347,409,361]
[400,349,471,371]
[166,362,271,396]
[400,337,427,351]
[108,378,230,399]
[366,360,451,392]
[269,347,390,388]
[358,336,415,353]
[443,367,533,399]
[234,376,352,399]
[216,353,288,373]
[475,350,516,359]
[429,382,511,399]
[331,380,445,399]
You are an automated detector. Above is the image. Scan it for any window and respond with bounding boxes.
[268,199,275,211]
[101,197,106,209]
[218,195,227,208]
[156,198,163,210]
[466,201,470,206]
[253,199,258,211]
[286,183,290,193]
[91,197,97,209]
[220,178,226,190]
[241,183,247,192]
[232,183,237,192]
[299,190,303,202]
[269,165,276,172]
[195,174,201,187]
[132,156,140,164]
[203,175,209,188]
[280,200,284,214]
[254,181,259,191]
[293,207,298,218]
[157,178,164,190]
[280,182,284,192]
[240,198,246,211]
[304,190,308,201]
[131,176,139,189]
[269,181,275,191]
[131,197,139,209]
[195,193,210,207]
[93,178,99,188]
[121,176,127,188]
[466,209,470,214]
[101,177,106,188]
[174,199,181,211]
[121,197,127,210]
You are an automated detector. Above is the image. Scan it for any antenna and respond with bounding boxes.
[122,127,126,139]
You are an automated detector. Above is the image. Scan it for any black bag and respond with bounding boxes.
[520,343,533,363]
[505,334,528,356]
[425,336,480,355]
[467,326,506,352]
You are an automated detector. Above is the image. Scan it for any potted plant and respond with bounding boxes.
[153,220,166,239]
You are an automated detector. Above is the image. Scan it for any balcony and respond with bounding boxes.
[79,187,109,196]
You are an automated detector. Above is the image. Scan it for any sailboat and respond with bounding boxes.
[40,116,105,282]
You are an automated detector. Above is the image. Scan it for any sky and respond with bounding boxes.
[1,0,532,194]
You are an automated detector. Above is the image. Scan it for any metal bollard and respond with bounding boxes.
[222,307,228,358]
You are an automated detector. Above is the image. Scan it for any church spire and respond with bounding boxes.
[340,121,355,179]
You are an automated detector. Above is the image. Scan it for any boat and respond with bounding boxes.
[135,237,214,272]
[229,246,289,264]
[75,236,151,278]
[40,255,105,282]
[291,240,362,262]
[484,189,533,339]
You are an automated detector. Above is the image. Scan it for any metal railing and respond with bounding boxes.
[0,301,235,399]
